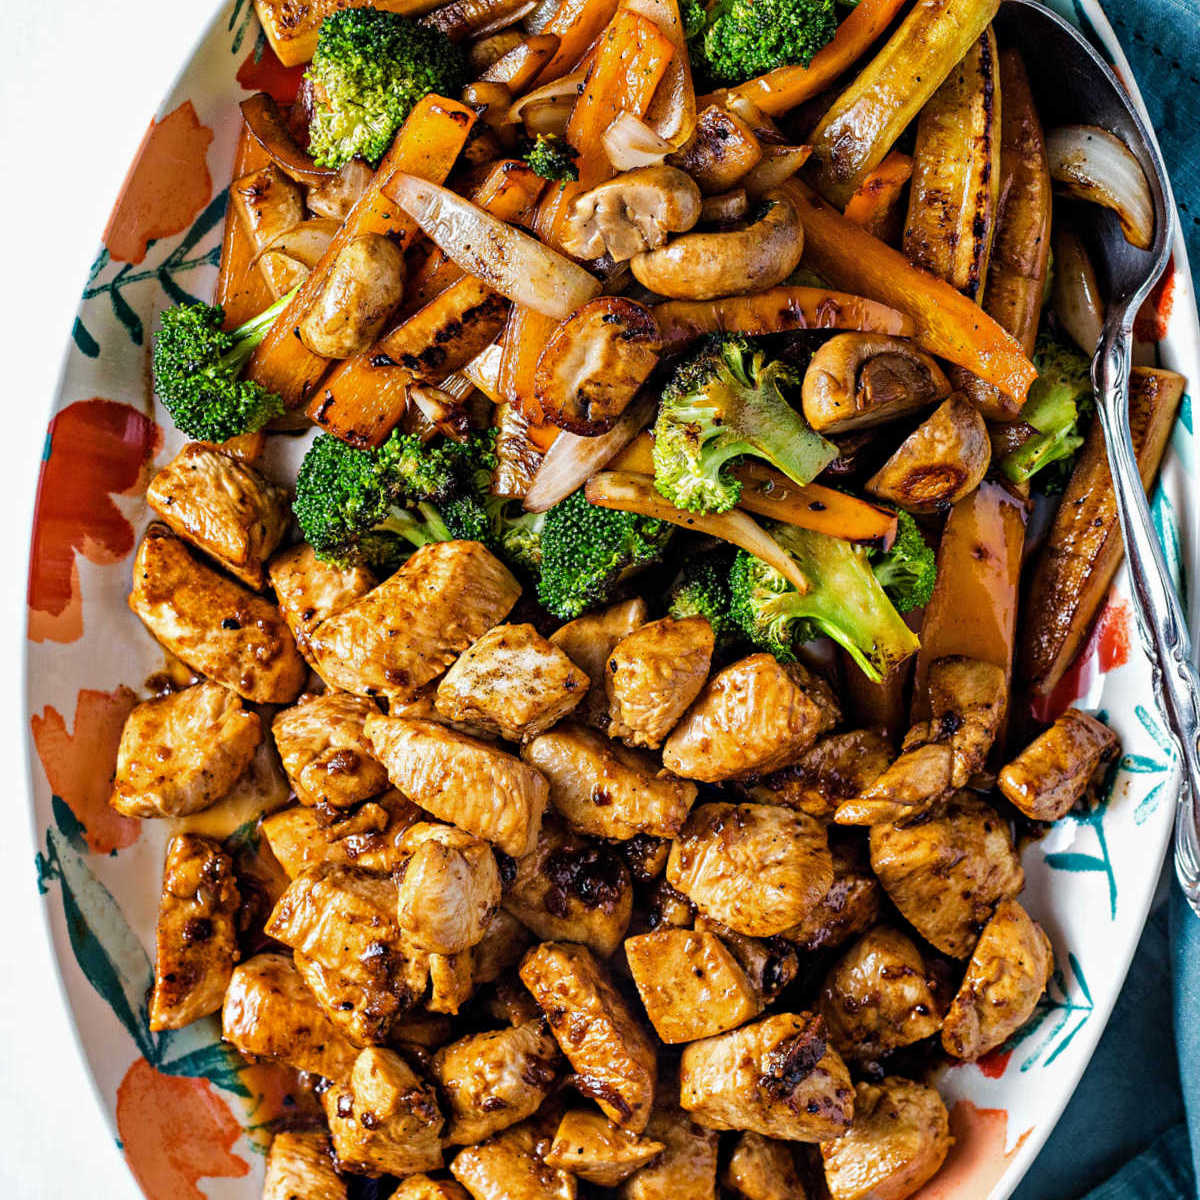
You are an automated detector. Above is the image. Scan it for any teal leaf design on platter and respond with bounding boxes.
[1127,704,1176,825]
[71,316,100,358]
[1010,951,1094,1071]
[1151,487,1185,605]
[1043,749,1120,918]
[159,1042,253,1099]
[1043,851,1109,873]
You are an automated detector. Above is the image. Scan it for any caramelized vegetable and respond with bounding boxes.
[239,93,338,186]
[532,0,621,85]
[215,128,275,329]
[251,0,444,67]
[480,33,562,88]
[669,105,763,194]
[842,151,913,241]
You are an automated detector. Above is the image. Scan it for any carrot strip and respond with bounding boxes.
[842,150,913,240]
[531,0,621,85]
[497,304,558,424]
[215,128,274,329]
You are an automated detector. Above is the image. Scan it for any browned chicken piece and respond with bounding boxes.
[452,1118,577,1200]
[625,928,761,1043]
[397,822,502,954]
[691,920,799,1006]
[145,443,289,588]
[129,526,306,704]
[524,724,697,841]
[666,803,833,937]
[520,941,658,1132]
[221,953,359,1079]
[679,1012,854,1141]
[294,949,416,1048]
[781,836,882,953]
[545,1109,665,1186]
[111,682,261,818]
[619,834,671,883]
[817,927,945,1064]
[999,708,1119,821]
[272,692,387,809]
[820,1077,951,1200]
[473,911,535,986]
[267,543,375,663]
[393,1178,471,1200]
[836,657,1007,825]
[428,949,475,1015]
[723,1132,806,1200]
[149,834,239,1031]
[307,541,521,700]
[619,1105,719,1200]
[435,623,590,740]
[365,715,548,857]
[432,1019,562,1144]
[645,879,697,931]
[392,687,499,741]
[663,656,840,782]
[942,898,1054,1060]
[263,1130,346,1200]
[605,617,715,749]
[390,1010,454,1050]
[550,598,649,729]
[485,977,544,1027]
[321,1047,444,1177]
[752,729,893,820]
[502,819,633,957]
[870,791,1024,958]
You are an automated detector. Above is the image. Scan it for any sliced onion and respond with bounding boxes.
[524,0,561,33]
[1052,226,1106,355]
[743,146,812,196]
[507,62,590,123]
[521,95,575,136]
[256,250,312,295]
[251,218,340,271]
[602,112,674,170]
[239,93,337,186]
[524,393,656,511]
[305,160,373,221]
[461,341,505,400]
[620,0,696,147]
[1046,125,1154,251]
[409,383,473,440]
[422,0,536,42]
[383,173,602,319]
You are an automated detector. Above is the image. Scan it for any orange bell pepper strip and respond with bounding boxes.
[842,151,913,240]
[531,0,621,85]
[215,127,275,329]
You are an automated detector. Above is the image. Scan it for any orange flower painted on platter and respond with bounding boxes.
[31,686,141,854]
[117,1058,249,1200]
[103,101,214,265]
[914,1100,1032,1199]
[28,398,160,644]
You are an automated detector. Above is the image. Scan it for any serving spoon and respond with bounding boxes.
[996,0,1200,912]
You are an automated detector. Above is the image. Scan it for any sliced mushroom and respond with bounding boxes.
[668,105,763,194]
[866,394,991,513]
[533,298,662,435]
[802,334,952,434]
[700,189,749,224]
[630,193,804,301]
[559,166,702,263]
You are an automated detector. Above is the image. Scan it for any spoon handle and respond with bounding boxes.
[1094,321,1200,914]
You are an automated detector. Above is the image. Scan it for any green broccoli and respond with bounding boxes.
[652,333,838,514]
[729,522,919,682]
[306,9,467,169]
[1000,330,1094,487]
[688,0,838,86]
[668,549,739,644]
[871,511,937,613]
[151,292,295,442]
[537,490,674,619]
[523,134,579,183]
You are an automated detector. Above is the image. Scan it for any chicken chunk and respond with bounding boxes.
[723,1132,805,1200]
[941,899,1054,1060]
[550,598,648,729]
[691,920,799,1006]
[754,730,893,820]
[666,803,833,937]
[452,1119,577,1200]
[820,1077,950,1200]
[999,708,1119,821]
[520,942,657,1132]
[268,542,375,662]
[545,1110,665,1186]
[524,724,697,841]
[503,819,633,957]
[365,715,548,857]
[679,1013,854,1141]
[111,682,261,818]
[817,927,945,1064]
[870,792,1023,958]
[129,525,306,703]
[435,623,589,740]
[393,1179,470,1200]
[306,540,521,700]
[473,911,535,986]
[432,1019,561,1144]
[428,949,475,1014]
[221,953,358,1079]
[620,1106,719,1200]
[321,1047,443,1177]
[781,836,882,952]
[294,950,414,1047]
[620,833,671,883]
[663,656,840,782]
[145,442,289,588]
[272,693,387,809]
[605,617,714,749]
[625,928,761,1043]
[263,1131,346,1200]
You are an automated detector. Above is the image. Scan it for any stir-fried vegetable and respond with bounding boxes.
[871,511,938,612]
[667,547,739,643]
[687,0,839,86]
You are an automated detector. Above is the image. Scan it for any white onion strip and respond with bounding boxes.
[507,62,590,124]
[250,218,340,271]
[602,112,674,170]
[1052,227,1106,355]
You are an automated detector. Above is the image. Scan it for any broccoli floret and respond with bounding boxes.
[729,522,919,682]
[523,134,579,183]
[668,549,738,644]
[871,511,937,613]
[680,0,707,39]
[689,0,838,86]
[1000,330,1094,487]
[306,9,467,169]
[537,490,674,619]
[151,294,293,441]
[652,334,838,514]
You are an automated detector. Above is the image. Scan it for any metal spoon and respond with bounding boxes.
[996,0,1200,912]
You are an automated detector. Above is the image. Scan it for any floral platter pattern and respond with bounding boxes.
[21,1,1200,1197]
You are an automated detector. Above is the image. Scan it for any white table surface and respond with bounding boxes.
[0,3,216,1194]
